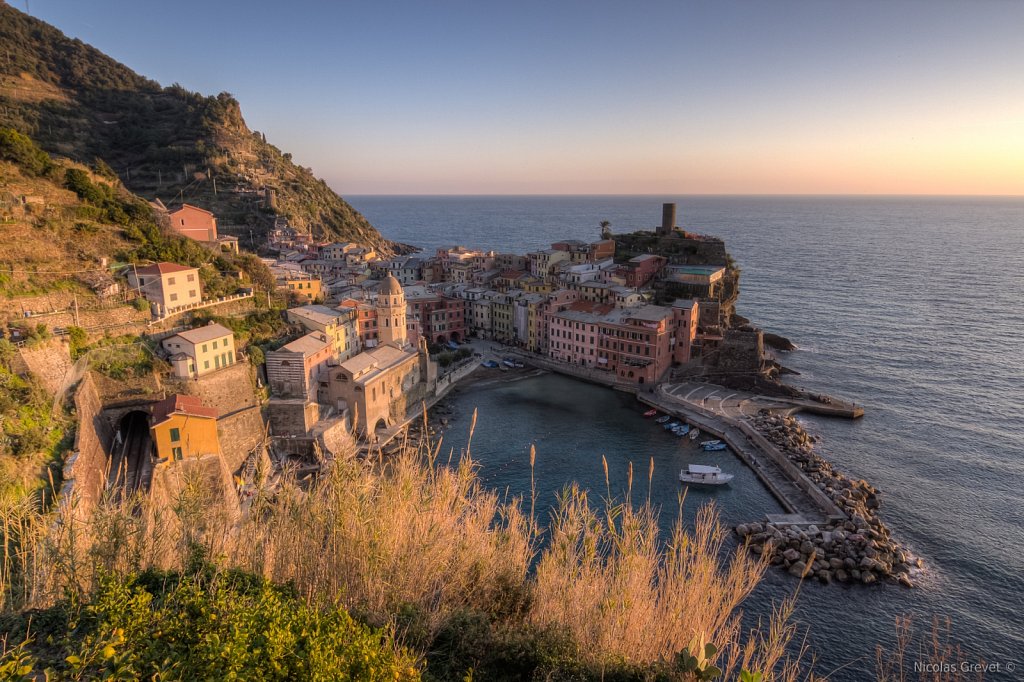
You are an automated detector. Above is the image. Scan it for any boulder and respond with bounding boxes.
[835,569,849,583]
[788,561,807,578]
[782,548,801,562]
[862,572,877,585]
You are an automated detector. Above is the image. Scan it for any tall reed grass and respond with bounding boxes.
[1,409,964,679]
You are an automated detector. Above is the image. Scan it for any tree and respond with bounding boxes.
[599,220,612,240]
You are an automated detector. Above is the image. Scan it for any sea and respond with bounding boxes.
[347,195,1024,679]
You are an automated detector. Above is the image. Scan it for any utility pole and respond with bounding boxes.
[72,293,80,327]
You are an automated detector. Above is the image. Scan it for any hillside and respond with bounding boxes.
[0,3,394,253]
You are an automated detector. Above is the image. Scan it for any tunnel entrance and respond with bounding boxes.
[107,410,154,499]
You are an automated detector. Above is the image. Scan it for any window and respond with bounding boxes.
[189,290,197,298]
[172,446,183,460]
[228,351,234,364]
[204,360,210,369]
[187,274,195,282]
[168,277,176,285]
[169,293,178,302]
[212,340,218,349]
[169,428,180,443]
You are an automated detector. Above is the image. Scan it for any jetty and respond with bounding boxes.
[640,383,851,525]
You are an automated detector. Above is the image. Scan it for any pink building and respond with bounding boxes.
[168,204,218,242]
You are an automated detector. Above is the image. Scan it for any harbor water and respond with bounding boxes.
[349,195,1024,678]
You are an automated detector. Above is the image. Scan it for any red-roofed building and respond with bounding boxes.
[168,204,217,241]
[149,394,220,465]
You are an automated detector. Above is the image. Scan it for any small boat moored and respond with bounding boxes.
[655,415,671,424]
[679,464,734,485]
[643,409,658,418]
[689,428,701,441]
[673,424,691,436]
[700,440,722,447]
[702,442,728,452]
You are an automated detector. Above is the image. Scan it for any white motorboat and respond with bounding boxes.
[700,440,722,447]
[679,464,734,485]
[688,428,701,441]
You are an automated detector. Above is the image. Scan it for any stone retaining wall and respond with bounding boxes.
[64,373,112,514]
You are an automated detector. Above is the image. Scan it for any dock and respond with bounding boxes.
[640,385,848,524]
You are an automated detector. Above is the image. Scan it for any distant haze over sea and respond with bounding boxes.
[348,195,1024,679]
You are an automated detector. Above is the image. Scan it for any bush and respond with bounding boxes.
[4,566,420,680]
[0,128,52,176]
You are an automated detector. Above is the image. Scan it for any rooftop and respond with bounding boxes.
[135,262,196,276]
[289,304,346,326]
[278,332,331,356]
[151,394,218,425]
[172,322,233,345]
[339,344,415,382]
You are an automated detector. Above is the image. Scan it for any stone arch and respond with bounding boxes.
[436,334,447,344]
[449,331,460,343]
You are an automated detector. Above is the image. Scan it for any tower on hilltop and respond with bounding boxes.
[376,275,407,348]
[657,202,677,236]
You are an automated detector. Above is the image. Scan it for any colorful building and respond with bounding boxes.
[150,394,220,465]
[161,322,237,379]
[127,262,202,314]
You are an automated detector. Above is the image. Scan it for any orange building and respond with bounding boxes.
[150,394,220,465]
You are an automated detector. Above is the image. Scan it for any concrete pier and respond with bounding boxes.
[640,386,848,524]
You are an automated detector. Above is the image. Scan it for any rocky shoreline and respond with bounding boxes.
[736,412,921,587]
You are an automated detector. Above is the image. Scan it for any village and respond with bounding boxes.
[20,200,749,521]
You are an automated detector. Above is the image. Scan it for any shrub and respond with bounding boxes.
[0,128,52,176]
[3,566,420,680]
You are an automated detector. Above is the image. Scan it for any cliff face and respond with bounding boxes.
[0,3,392,252]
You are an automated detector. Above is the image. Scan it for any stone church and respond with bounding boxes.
[328,275,437,436]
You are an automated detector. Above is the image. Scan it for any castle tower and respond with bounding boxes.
[377,275,407,348]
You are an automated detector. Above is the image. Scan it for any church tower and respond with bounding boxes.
[376,275,407,348]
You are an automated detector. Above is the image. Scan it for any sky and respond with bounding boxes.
[21,0,1024,195]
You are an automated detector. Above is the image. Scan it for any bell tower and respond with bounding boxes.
[377,275,407,348]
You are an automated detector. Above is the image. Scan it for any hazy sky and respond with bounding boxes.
[24,1,1024,195]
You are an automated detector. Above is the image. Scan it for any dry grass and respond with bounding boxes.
[12,411,978,679]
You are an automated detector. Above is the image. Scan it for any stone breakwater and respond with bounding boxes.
[736,412,921,587]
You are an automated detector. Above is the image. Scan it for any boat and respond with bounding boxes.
[502,359,516,368]
[689,428,701,441]
[700,440,722,447]
[673,424,691,436]
[481,360,499,368]
[702,442,728,452]
[513,361,525,368]
[664,421,680,430]
[655,415,671,424]
[679,464,734,485]
[643,409,658,418]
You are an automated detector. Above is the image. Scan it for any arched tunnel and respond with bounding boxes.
[107,410,154,497]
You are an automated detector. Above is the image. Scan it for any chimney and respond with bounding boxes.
[659,203,676,236]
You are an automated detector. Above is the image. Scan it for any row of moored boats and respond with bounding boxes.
[643,408,734,485]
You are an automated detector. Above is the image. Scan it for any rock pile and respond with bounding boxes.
[737,412,922,587]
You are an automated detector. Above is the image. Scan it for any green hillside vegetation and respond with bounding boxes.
[0,553,419,681]
[0,127,273,300]
[0,3,392,251]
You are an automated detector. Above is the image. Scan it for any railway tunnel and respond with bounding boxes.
[107,410,154,498]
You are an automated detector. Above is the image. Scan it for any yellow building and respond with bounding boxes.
[150,394,220,465]
[161,322,237,378]
[285,305,360,361]
[283,275,323,302]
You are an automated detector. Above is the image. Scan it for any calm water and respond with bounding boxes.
[349,195,1024,679]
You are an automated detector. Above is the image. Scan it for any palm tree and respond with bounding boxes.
[599,220,612,240]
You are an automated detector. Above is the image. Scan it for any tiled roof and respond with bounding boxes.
[135,262,197,276]
[151,394,218,425]
[173,323,233,345]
